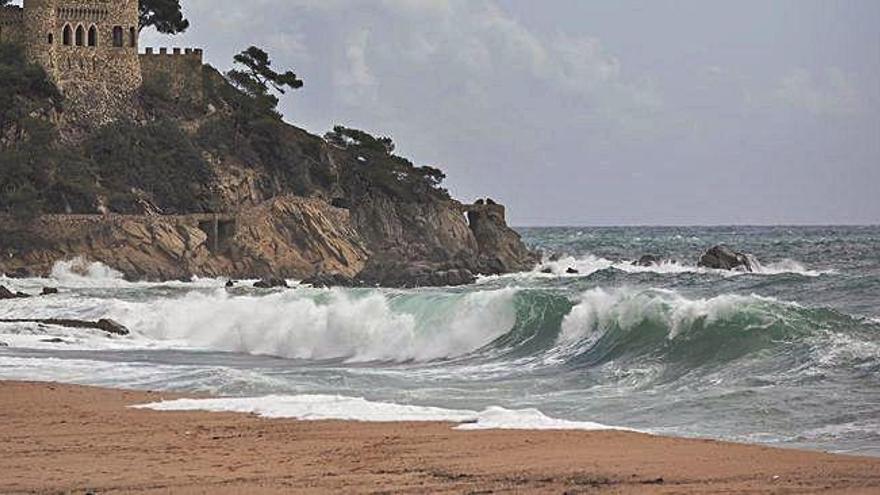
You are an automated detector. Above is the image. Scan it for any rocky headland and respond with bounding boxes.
[0,46,537,286]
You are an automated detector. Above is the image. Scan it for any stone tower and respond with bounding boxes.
[21,0,143,124]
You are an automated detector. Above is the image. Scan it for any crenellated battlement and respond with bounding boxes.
[5,1,209,125]
[141,47,204,62]
[0,6,23,44]
[139,47,205,105]
[0,5,23,23]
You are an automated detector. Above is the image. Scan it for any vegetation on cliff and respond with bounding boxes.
[0,35,537,282]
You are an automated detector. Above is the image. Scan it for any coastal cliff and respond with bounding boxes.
[0,45,537,285]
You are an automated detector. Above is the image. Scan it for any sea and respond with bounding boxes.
[1,226,878,455]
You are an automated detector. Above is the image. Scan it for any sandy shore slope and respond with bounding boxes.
[0,381,878,494]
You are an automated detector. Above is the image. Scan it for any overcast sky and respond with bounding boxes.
[140,0,879,226]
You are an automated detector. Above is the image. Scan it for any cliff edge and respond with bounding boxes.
[0,45,537,285]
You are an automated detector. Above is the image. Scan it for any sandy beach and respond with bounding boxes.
[0,381,877,494]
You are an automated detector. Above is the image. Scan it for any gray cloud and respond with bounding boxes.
[138,0,880,225]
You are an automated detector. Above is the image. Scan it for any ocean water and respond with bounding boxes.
[1,226,878,454]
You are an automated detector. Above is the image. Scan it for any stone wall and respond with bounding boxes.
[139,47,205,106]
[0,6,23,44]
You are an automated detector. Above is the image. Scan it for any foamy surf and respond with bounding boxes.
[489,253,835,280]
[134,394,624,431]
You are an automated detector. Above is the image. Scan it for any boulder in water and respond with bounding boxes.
[95,319,130,336]
[0,286,29,299]
[302,273,357,288]
[566,267,580,274]
[225,280,236,288]
[41,287,59,295]
[698,245,757,272]
[540,267,553,274]
[253,278,289,289]
[0,342,8,347]
[632,255,662,267]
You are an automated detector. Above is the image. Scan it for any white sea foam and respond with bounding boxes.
[2,258,231,290]
[108,288,518,362]
[514,253,833,279]
[50,257,125,284]
[134,394,622,431]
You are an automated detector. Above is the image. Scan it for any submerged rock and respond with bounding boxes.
[698,245,757,272]
[540,267,553,274]
[632,255,662,267]
[41,287,59,295]
[566,267,580,274]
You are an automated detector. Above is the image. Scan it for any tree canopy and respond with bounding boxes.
[226,46,303,115]
[324,126,395,155]
[138,0,189,34]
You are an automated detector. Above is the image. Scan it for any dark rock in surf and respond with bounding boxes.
[5,267,32,279]
[302,273,357,288]
[566,267,580,274]
[698,245,756,272]
[354,260,476,288]
[96,319,130,336]
[540,267,553,274]
[0,286,29,299]
[0,318,130,336]
[40,338,65,344]
[632,255,662,267]
[253,278,289,289]
[41,287,59,295]
[225,280,235,288]
[0,286,16,300]
[0,342,8,347]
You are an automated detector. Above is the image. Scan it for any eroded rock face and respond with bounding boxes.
[0,196,369,282]
[698,245,757,272]
[466,206,539,275]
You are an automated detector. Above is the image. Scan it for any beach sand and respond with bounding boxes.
[1,381,878,494]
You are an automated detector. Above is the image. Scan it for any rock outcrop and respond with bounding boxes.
[0,196,370,282]
[0,51,538,286]
[698,245,757,272]
[0,318,129,336]
[465,203,539,275]
[633,255,662,267]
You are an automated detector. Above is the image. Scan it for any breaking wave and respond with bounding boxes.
[107,288,518,362]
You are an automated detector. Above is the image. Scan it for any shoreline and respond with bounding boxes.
[1,381,879,494]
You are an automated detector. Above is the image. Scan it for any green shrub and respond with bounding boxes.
[85,120,218,213]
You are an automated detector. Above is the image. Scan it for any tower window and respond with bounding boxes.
[129,27,136,48]
[62,25,72,46]
[112,26,123,47]
[88,26,97,47]
[75,25,84,46]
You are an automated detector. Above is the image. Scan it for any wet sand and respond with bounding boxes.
[1,381,878,494]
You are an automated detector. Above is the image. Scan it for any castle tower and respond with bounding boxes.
[21,0,56,78]
[22,0,143,124]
